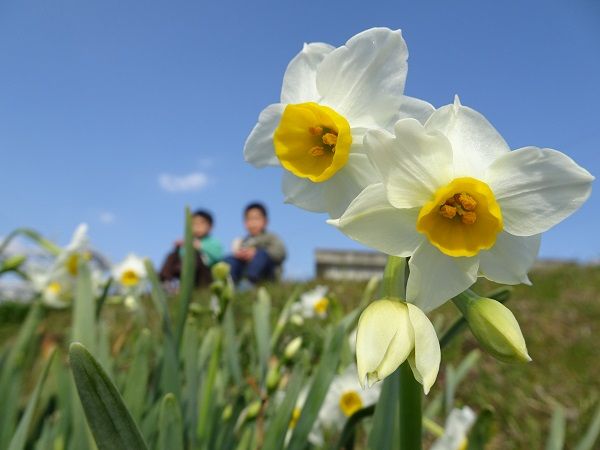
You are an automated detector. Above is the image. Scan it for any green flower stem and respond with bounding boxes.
[381,256,422,450]
[399,361,422,449]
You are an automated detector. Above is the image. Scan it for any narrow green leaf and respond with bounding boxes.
[368,369,400,450]
[545,405,566,450]
[69,342,148,450]
[8,351,56,450]
[223,306,243,386]
[197,329,222,446]
[337,405,375,450]
[0,302,43,449]
[253,287,271,382]
[0,228,61,257]
[287,323,345,450]
[123,329,152,422]
[72,263,96,353]
[262,366,305,450]
[175,207,196,351]
[158,393,184,450]
[575,400,600,450]
[467,408,495,450]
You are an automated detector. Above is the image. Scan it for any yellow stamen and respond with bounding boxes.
[66,254,79,276]
[121,270,140,287]
[439,204,457,219]
[313,297,329,315]
[274,102,352,182]
[309,126,323,136]
[417,177,503,257]
[309,146,325,157]
[457,192,477,211]
[322,132,337,146]
[339,391,363,417]
[47,281,62,295]
[461,211,477,225]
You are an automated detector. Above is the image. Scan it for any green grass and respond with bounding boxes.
[1,263,598,448]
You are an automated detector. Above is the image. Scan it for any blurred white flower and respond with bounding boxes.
[319,364,380,432]
[112,254,147,309]
[291,285,330,319]
[431,407,476,450]
[244,27,434,218]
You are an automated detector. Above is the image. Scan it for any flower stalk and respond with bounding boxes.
[381,256,422,449]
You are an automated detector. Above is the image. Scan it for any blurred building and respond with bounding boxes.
[315,249,387,280]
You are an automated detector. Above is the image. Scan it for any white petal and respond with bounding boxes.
[316,28,408,128]
[407,242,479,312]
[243,103,284,168]
[425,96,510,178]
[282,153,378,218]
[479,232,541,285]
[406,304,441,394]
[281,42,335,104]
[486,146,594,236]
[356,300,414,387]
[365,119,454,208]
[328,183,423,257]
[431,407,476,450]
[386,95,435,126]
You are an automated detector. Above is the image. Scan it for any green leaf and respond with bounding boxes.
[158,393,184,450]
[262,366,305,450]
[286,322,345,450]
[8,351,56,450]
[145,259,181,399]
[574,400,600,450]
[337,405,375,450]
[69,342,148,450]
[72,263,96,353]
[197,328,222,447]
[123,329,152,422]
[467,408,495,450]
[545,404,566,450]
[368,370,400,450]
[0,227,61,257]
[0,302,43,449]
[175,207,196,351]
[253,287,271,383]
[223,306,243,386]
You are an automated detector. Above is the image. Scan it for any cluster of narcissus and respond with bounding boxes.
[245,27,593,392]
[5,223,149,310]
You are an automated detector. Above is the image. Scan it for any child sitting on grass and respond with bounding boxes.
[159,209,223,288]
[224,202,286,285]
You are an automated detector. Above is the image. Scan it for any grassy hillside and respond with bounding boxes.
[0,263,598,448]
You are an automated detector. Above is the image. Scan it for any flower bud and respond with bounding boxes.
[245,400,262,420]
[283,337,302,361]
[211,261,231,282]
[290,314,304,327]
[453,292,531,363]
[356,298,440,393]
[221,404,233,421]
[266,365,281,392]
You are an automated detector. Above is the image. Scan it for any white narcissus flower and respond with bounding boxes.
[244,27,434,218]
[112,254,147,308]
[319,364,380,432]
[291,285,330,319]
[30,271,74,309]
[55,223,91,277]
[356,299,440,393]
[430,407,476,450]
[330,97,594,311]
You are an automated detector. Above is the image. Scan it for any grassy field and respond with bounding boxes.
[0,263,598,449]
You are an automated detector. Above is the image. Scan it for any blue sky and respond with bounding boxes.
[1,0,598,278]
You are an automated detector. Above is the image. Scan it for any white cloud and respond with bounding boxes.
[158,172,210,193]
[99,211,116,224]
